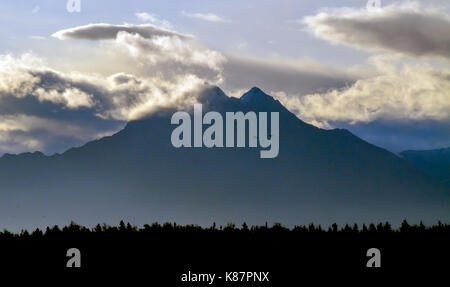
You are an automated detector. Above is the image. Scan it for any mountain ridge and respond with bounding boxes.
[400,147,450,184]
[0,86,447,232]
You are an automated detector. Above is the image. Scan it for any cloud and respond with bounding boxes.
[0,53,206,154]
[0,18,229,155]
[274,55,450,128]
[6,12,450,155]
[303,2,450,59]
[0,21,362,155]
[112,31,225,83]
[222,55,357,97]
[0,114,120,154]
[0,54,125,155]
[0,54,97,109]
[181,11,229,23]
[52,22,226,116]
[135,12,172,29]
[52,23,190,40]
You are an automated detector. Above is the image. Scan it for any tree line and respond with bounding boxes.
[0,219,448,239]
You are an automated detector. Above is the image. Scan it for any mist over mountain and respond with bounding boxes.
[0,86,448,232]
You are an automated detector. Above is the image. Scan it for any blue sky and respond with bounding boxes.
[0,0,449,154]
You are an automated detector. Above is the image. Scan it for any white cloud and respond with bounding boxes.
[34,87,94,109]
[274,55,450,128]
[50,22,226,119]
[0,19,231,155]
[112,31,225,83]
[304,2,450,59]
[0,54,93,109]
[181,11,229,23]
[135,12,172,29]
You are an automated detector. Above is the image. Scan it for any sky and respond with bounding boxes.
[0,0,449,154]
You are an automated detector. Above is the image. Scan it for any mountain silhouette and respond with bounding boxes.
[401,147,450,185]
[0,86,448,231]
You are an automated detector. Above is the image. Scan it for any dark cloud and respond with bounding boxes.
[304,2,450,59]
[0,55,127,155]
[52,23,191,40]
[222,55,356,96]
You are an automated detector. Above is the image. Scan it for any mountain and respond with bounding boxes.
[0,86,448,231]
[400,147,450,184]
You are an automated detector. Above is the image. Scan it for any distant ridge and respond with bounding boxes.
[400,147,450,184]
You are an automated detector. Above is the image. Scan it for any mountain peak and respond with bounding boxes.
[248,86,264,94]
[197,85,229,106]
[240,87,275,105]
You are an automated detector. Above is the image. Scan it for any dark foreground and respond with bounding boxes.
[0,221,449,282]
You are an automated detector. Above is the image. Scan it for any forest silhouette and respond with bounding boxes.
[1,219,449,239]
[0,220,448,277]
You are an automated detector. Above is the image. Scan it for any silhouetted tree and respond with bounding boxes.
[331,223,338,233]
[20,230,29,238]
[342,224,352,233]
[31,228,43,238]
[94,224,102,233]
[224,222,236,232]
[119,220,126,232]
[383,222,392,232]
[400,219,410,232]
[362,224,368,233]
[376,223,384,232]
[419,221,425,232]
